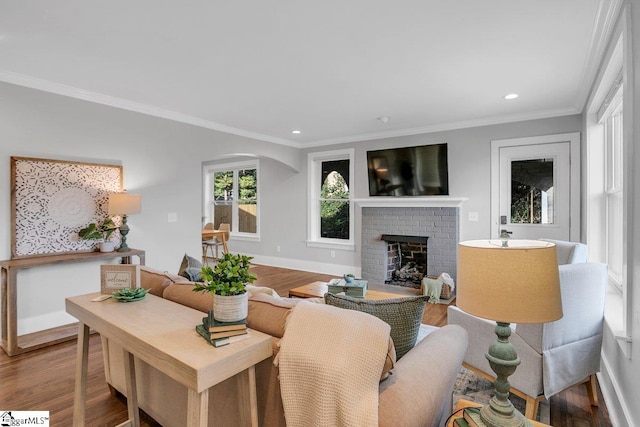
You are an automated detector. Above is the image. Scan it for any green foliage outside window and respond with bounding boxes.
[510,181,542,224]
[239,169,257,203]
[321,171,349,239]
[214,171,233,200]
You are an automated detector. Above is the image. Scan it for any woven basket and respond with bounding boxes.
[425,275,453,300]
[440,284,452,300]
[213,293,248,322]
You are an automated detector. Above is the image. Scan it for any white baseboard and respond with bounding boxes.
[599,351,632,427]
[18,310,77,335]
[247,254,361,278]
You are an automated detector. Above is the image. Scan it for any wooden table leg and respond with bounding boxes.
[1,267,18,356]
[237,366,259,426]
[187,388,208,427]
[73,322,90,427]
[123,350,140,427]
[222,236,229,254]
[1,266,8,353]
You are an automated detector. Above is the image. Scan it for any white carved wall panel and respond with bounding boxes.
[11,157,123,257]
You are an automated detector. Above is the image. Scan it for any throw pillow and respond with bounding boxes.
[324,293,428,359]
[178,253,203,282]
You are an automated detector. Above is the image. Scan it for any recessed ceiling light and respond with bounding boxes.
[291,130,301,134]
[504,93,519,100]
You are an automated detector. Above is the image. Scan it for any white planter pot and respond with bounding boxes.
[99,241,116,252]
[213,293,249,322]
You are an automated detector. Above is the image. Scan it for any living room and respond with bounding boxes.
[1,1,639,426]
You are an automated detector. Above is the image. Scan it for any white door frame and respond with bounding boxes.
[490,132,581,241]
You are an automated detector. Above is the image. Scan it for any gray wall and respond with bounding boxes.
[0,80,582,339]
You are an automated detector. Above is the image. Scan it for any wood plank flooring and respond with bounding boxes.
[0,264,611,426]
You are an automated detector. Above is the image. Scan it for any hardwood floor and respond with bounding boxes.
[0,264,611,426]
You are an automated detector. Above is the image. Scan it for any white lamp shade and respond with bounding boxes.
[108,193,141,215]
[456,239,562,324]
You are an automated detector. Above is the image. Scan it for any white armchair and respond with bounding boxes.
[447,262,607,420]
[538,238,587,264]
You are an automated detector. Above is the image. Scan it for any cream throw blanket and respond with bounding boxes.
[275,301,391,427]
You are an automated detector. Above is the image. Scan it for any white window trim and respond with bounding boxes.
[202,159,260,242]
[307,148,355,251]
[585,26,632,357]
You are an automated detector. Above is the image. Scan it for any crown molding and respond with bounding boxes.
[574,0,625,111]
[0,69,301,148]
[0,68,583,150]
[304,107,580,148]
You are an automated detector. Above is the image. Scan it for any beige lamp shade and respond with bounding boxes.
[456,239,562,324]
[108,193,142,215]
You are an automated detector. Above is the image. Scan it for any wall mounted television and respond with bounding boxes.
[366,143,449,196]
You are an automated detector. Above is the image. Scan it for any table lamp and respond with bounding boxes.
[456,239,562,427]
[108,192,142,252]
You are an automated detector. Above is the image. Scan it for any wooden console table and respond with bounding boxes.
[67,292,271,427]
[1,249,145,356]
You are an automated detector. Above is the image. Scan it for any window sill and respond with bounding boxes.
[604,285,632,359]
[231,234,261,243]
[306,240,355,251]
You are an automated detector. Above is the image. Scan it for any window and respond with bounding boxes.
[307,149,355,250]
[203,161,259,240]
[587,57,630,355]
[510,158,555,224]
[602,88,623,292]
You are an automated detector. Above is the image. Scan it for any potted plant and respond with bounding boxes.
[78,218,118,252]
[193,253,257,322]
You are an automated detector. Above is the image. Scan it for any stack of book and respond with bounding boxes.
[453,407,483,427]
[195,311,249,348]
[327,278,368,298]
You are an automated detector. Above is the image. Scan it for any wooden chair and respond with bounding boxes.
[202,223,230,262]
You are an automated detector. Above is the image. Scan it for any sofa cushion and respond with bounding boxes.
[325,293,428,359]
[177,253,203,282]
[141,266,190,297]
[164,282,213,313]
[247,293,300,338]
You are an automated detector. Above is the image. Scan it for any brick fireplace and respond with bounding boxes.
[382,234,428,288]
[361,205,459,286]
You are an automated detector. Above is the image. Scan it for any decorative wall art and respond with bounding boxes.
[11,157,123,258]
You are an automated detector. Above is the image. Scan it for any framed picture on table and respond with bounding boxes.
[100,264,141,294]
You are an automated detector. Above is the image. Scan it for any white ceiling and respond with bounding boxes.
[0,1,609,148]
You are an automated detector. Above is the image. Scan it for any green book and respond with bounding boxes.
[454,418,470,427]
[462,407,482,427]
[196,324,250,348]
[202,311,247,332]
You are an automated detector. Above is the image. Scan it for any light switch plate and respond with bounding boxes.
[168,212,178,223]
[468,211,479,222]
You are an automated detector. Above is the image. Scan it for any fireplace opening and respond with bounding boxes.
[381,234,428,288]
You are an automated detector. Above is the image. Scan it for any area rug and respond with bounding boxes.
[417,324,550,424]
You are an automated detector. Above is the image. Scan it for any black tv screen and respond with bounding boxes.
[367,143,449,196]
